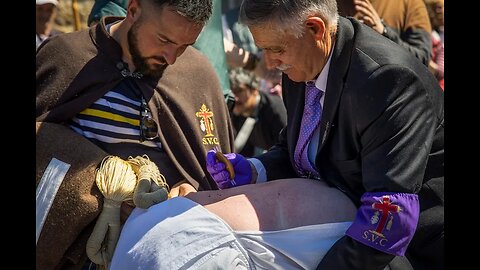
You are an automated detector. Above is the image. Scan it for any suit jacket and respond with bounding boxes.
[256,17,443,269]
[231,91,287,157]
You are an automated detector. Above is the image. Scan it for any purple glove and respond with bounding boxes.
[206,150,252,189]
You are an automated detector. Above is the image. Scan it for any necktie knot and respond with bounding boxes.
[305,82,323,106]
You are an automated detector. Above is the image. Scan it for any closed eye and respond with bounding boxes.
[158,37,170,44]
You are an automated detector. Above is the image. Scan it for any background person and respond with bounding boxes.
[36,0,62,50]
[424,0,444,90]
[337,0,433,66]
[222,2,284,97]
[229,67,287,157]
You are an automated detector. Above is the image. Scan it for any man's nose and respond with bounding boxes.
[262,52,278,70]
[162,46,179,65]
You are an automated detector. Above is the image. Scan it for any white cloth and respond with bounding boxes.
[236,222,351,269]
[109,197,351,270]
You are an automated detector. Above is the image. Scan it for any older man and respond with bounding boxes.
[207,0,444,269]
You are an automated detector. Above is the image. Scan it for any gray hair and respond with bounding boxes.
[229,68,260,90]
[239,0,338,37]
[148,0,213,25]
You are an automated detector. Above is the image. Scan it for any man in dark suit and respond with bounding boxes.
[206,0,443,269]
[229,67,287,157]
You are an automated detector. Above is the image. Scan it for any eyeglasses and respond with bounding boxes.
[139,96,159,142]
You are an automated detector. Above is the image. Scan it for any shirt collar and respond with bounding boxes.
[307,45,334,93]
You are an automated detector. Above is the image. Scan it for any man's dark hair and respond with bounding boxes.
[229,67,260,91]
[151,0,213,25]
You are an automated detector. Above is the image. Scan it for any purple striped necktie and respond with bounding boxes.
[294,81,323,177]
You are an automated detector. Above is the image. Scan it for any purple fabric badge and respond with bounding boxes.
[345,192,419,256]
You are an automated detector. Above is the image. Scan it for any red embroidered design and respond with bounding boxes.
[370,196,401,237]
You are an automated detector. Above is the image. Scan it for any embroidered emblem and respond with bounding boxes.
[196,104,219,145]
[369,195,401,237]
[345,192,419,256]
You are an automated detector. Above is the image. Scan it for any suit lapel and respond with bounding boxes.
[286,76,308,157]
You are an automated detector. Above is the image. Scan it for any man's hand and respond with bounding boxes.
[206,150,252,189]
[354,0,384,34]
[169,181,197,198]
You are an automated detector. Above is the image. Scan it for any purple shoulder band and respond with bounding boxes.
[345,192,419,256]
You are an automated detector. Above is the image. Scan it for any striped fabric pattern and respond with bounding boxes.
[68,78,161,149]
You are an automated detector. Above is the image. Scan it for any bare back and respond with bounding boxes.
[186,178,356,231]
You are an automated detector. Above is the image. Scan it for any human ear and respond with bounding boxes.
[127,0,141,21]
[305,17,326,40]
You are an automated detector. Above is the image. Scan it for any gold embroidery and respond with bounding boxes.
[196,104,219,145]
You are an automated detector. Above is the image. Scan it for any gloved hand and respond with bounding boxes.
[206,150,252,189]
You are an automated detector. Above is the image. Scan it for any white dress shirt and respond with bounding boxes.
[251,51,333,183]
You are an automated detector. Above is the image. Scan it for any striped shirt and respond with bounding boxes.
[68,77,162,149]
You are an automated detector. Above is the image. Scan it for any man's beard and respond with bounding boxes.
[127,21,167,78]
